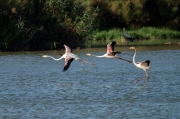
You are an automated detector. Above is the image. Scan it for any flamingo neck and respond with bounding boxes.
[90,54,105,58]
[47,55,64,61]
[97,55,106,58]
[133,49,137,66]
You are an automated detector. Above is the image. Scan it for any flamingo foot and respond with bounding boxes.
[136,76,150,84]
[136,80,140,83]
[145,76,150,85]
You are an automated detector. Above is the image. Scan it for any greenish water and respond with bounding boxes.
[0,45,180,118]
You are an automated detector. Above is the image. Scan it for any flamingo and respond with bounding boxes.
[122,28,133,43]
[129,46,152,85]
[86,41,132,63]
[42,44,94,72]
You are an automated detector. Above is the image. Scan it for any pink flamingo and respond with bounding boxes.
[86,41,132,63]
[129,46,152,85]
[42,44,94,72]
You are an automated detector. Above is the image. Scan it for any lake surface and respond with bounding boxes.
[0,45,180,119]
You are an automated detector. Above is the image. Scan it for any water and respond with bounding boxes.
[0,45,180,118]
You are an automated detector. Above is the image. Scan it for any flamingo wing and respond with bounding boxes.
[110,41,116,51]
[107,51,121,56]
[64,44,72,53]
[63,57,74,71]
[107,41,116,54]
[141,60,150,67]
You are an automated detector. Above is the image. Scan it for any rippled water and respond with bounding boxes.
[0,45,180,118]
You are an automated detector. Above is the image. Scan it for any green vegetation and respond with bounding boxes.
[0,0,99,51]
[1,0,180,51]
[93,27,180,41]
[130,27,180,40]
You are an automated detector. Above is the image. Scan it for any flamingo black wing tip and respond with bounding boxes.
[62,69,67,72]
[111,41,116,45]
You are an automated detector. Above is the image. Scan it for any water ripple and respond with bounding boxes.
[0,48,180,118]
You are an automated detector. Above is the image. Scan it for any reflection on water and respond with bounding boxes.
[0,45,180,118]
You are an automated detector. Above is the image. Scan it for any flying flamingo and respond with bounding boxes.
[86,41,132,63]
[122,28,133,44]
[129,46,152,85]
[42,44,94,72]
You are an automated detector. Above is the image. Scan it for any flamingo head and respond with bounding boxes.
[86,53,92,56]
[42,55,48,58]
[129,46,135,50]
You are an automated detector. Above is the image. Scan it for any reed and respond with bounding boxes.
[91,27,180,47]
[93,27,180,41]
[93,28,122,41]
[130,27,180,40]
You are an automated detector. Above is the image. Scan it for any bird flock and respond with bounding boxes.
[42,28,151,85]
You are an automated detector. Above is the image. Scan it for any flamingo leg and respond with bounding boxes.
[78,59,87,72]
[79,58,94,66]
[143,70,150,85]
[136,70,150,85]
[116,57,132,63]
[144,70,149,77]
[78,58,94,72]
[145,76,150,85]
[136,77,146,83]
[136,76,150,85]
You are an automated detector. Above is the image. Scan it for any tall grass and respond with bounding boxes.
[93,27,180,42]
[92,28,122,41]
[130,27,180,39]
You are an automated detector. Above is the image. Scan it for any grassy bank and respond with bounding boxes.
[89,27,180,47]
[129,27,180,39]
